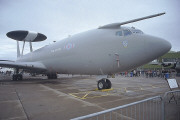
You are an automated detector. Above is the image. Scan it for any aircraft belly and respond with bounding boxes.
[41,35,147,74]
[40,44,115,75]
[47,56,114,75]
[15,28,170,75]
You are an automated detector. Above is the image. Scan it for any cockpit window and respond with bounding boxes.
[131,29,143,34]
[115,31,123,36]
[123,30,132,36]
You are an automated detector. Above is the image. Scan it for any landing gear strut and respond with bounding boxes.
[47,73,57,79]
[12,69,23,81]
[12,74,23,81]
[97,78,112,90]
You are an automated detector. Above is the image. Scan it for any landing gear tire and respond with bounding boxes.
[97,79,106,90]
[12,74,23,81]
[12,74,17,81]
[47,73,57,79]
[97,78,112,90]
[105,79,112,89]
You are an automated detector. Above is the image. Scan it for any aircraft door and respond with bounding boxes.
[113,53,120,70]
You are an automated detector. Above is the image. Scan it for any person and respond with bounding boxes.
[133,70,136,77]
[161,70,165,78]
[147,70,150,78]
[146,70,148,78]
[139,70,141,76]
[125,71,128,77]
[157,70,160,77]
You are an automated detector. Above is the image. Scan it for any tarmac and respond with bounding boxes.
[0,74,179,120]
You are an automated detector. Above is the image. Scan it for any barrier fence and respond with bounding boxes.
[71,90,180,120]
[163,90,180,120]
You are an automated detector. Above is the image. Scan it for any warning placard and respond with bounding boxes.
[167,79,178,89]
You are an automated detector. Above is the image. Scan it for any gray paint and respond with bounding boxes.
[15,27,171,75]
[0,13,172,75]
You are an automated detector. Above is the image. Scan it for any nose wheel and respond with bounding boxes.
[97,78,112,90]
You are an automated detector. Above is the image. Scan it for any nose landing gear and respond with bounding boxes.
[97,78,112,90]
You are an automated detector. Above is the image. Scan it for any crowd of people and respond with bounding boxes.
[0,71,13,76]
[0,69,177,79]
[121,69,176,78]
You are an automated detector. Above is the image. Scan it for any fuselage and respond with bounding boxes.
[16,27,171,75]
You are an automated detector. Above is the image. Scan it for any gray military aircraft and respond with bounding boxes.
[0,13,171,90]
[162,61,180,73]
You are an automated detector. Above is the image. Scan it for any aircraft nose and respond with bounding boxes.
[145,36,171,58]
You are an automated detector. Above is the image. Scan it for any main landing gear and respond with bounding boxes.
[97,78,112,90]
[12,74,23,81]
[12,69,23,81]
[47,73,57,79]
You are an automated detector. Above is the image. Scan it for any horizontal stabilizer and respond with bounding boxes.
[7,30,47,42]
[99,12,165,29]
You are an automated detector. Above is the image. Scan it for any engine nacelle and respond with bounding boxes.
[7,30,47,42]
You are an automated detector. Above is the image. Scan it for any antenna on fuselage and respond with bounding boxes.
[6,30,47,58]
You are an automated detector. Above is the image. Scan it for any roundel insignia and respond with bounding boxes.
[64,43,75,50]
[122,40,128,48]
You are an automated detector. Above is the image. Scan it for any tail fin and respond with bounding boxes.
[17,41,20,58]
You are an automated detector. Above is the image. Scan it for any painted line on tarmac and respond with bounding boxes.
[40,84,101,107]
[3,116,27,120]
[69,89,115,99]
[81,94,113,100]
[69,92,111,100]
[69,84,168,100]
[81,91,92,99]
[15,90,29,120]
[39,84,117,115]
[0,100,19,103]
[0,91,16,94]
[96,91,167,105]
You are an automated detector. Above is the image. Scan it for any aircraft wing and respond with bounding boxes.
[0,60,47,72]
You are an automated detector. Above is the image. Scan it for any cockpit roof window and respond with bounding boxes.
[123,30,132,36]
[131,29,143,34]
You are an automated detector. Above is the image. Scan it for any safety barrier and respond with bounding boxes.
[163,90,180,120]
[71,90,180,120]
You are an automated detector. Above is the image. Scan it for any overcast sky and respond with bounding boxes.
[0,0,180,60]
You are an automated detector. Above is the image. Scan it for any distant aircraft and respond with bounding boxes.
[0,13,171,90]
[162,61,180,73]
